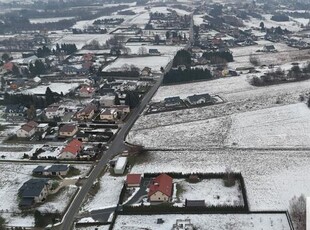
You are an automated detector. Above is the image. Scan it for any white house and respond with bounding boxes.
[114,157,128,175]
[45,105,65,119]
[17,121,39,138]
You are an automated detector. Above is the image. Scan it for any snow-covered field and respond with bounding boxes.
[53,34,113,49]
[29,17,75,24]
[127,116,230,149]
[131,149,310,211]
[193,14,205,25]
[23,82,79,95]
[178,179,244,206]
[226,103,310,148]
[75,225,110,230]
[113,213,291,229]
[103,55,172,72]
[81,173,125,212]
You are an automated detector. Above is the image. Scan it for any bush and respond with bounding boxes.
[271,14,289,22]
[289,194,306,230]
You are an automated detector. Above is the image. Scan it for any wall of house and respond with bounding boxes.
[59,128,78,137]
[150,191,169,202]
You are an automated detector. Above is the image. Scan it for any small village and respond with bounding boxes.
[0,0,309,229]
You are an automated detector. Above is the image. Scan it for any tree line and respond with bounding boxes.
[163,68,213,85]
[202,51,234,64]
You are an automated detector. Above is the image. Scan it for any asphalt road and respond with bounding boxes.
[59,72,167,230]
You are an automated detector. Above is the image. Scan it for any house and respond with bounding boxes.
[75,104,97,121]
[114,157,128,175]
[58,139,83,159]
[10,79,25,90]
[36,123,49,132]
[5,104,26,121]
[164,97,182,107]
[18,178,50,207]
[185,93,212,106]
[79,85,95,98]
[172,219,194,230]
[59,124,78,137]
[33,164,70,176]
[263,45,277,52]
[28,76,42,87]
[45,104,65,119]
[110,105,130,114]
[16,121,39,138]
[76,131,90,142]
[99,94,115,106]
[100,108,117,121]
[141,67,152,76]
[126,174,142,187]
[148,173,173,202]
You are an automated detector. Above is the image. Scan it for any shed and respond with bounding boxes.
[114,157,128,175]
[126,174,142,187]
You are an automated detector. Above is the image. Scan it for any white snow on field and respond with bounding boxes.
[74,225,110,230]
[131,149,310,211]
[123,12,150,27]
[127,116,229,149]
[54,34,113,49]
[38,185,78,213]
[82,173,124,211]
[23,82,79,95]
[193,14,205,25]
[178,179,244,206]
[2,213,34,227]
[125,44,183,55]
[113,213,291,230]
[226,103,310,148]
[103,55,172,72]
[29,17,75,24]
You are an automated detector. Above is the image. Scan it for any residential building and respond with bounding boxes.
[110,105,130,114]
[45,104,65,119]
[75,104,97,121]
[148,173,173,202]
[100,108,117,121]
[172,219,194,230]
[33,164,70,176]
[114,157,128,175]
[185,93,212,105]
[79,85,95,98]
[141,67,152,76]
[263,45,277,52]
[16,121,39,138]
[18,178,50,207]
[59,124,78,137]
[164,97,182,107]
[58,139,83,159]
[126,174,142,187]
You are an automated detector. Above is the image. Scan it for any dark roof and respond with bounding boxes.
[32,166,45,173]
[185,199,206,207]
[20,197,34,207]
[164,97,182,104]
[149,49,160,53]
[59,124,77,133]
[46,164,69,172]
[5,104,25,113]
[19,178,49,198]
[187,94,211,103]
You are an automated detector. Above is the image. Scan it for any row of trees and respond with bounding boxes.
[250,64,310,86]
[172,49,191,68]
[163,68,213,84]
[202,51,234,64]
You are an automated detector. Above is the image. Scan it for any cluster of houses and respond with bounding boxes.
[19,164,70,207]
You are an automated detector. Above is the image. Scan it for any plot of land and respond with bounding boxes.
[130,149,310,211]
[226,103,310,148]
[127,116,230,149]
[113,213,291,230]
[23,82,79,95]
[178,179,244,206]
[103,55,172,72]
[81,173,125,212]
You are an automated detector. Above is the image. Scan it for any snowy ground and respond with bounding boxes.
[226,103,310,148]
[22,82,79,95]
[125,44,184,56]
[127,116,230,149]
[103,55,172,72]
[29,17,75,24]
[130,149,310,211]
[178,179,244,207]
[53,34,113,49]
[113,213,291,230]
[81,173,125,212]
[75,225,110,230]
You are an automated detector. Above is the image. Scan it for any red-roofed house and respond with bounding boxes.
[4,62,14,72]
[79,86,95,98]
[148,174,173,202]
[58,139,83,159]
[126,174,142,187]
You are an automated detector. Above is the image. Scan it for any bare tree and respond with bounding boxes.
[289,194,306,230]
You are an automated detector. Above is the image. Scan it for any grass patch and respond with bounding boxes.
[67,166,81,177]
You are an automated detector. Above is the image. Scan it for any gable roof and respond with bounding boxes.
[59,124,77,133]
[148,173,173,197]
[126,174,142,185]
[61,139,83,155]
[19,178,49,198]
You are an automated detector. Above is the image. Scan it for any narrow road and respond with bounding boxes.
[58,73,166,230]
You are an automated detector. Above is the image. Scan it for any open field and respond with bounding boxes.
[113,213,291,230]
[130,149,310,211]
